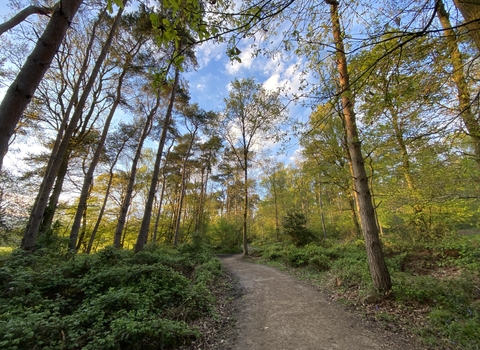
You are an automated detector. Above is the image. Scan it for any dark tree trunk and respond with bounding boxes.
[70,58,132,251]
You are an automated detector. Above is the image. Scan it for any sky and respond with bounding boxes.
[184,38,310,162]
[0,1,310,170]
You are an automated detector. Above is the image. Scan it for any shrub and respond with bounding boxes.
[0,244,222,349]
[281,212,316,247]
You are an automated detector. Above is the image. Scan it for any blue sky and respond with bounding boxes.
[185,37,310,162]
[0,1,309,170]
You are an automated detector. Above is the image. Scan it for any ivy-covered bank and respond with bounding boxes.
[0,244,224,350]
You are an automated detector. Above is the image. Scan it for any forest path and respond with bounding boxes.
[218,254,421,350]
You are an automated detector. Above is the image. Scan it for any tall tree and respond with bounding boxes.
[218,77,287,256]
[453,0,480,52]
[0,0,84,168]
[21,5,125,251]
[135,68,180,252]
[326,0,391,291]
[437,0,480,168]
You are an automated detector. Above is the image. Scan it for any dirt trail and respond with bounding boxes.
[218,254,421,350]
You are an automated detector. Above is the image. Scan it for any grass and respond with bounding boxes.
[251,235,480,350]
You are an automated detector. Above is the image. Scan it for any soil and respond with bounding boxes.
[209,254,426,350]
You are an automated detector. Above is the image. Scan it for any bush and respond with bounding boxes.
[0,244,222,349]
[281,212,316,247]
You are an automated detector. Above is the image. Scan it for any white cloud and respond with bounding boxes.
[196,41,224,68]
[225,45,256,75]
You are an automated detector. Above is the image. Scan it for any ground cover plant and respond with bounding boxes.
[251,235,480,350]
[0,243,223,350]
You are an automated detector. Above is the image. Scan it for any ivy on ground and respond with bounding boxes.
[0,243,222,350]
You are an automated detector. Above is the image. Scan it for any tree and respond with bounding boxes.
[135,68,181,252]
[437,0,480,168]
[0,0,84,168]
[218,77,288,256]
[453,0,480,52]
[21,5,125,251]
[326,0,392,291]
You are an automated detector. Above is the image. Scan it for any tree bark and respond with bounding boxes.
[328,0,392,291]
[40,152,69,233]
[21,6,124,251]
[153,140,174,243]
[135,68,180,252]
[438,0,480,168]
[0,0,83,168]
[453,0,480,52]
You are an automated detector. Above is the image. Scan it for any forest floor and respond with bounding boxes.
[205,254,427,350]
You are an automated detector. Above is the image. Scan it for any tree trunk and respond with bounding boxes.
[0,0,83,168]
[153,140,174,243]
[453,0,480,52]
[69,61,130,250]
[135,68,180,252]
[38,9,104,233]
[87,164,115,253]
[174,131,198,246]
[21,6,124,251]
[243,155,249,256]
[328,0,392,291]
[40,152,69,233]
[114,91,160,247]
[439,0,480,168]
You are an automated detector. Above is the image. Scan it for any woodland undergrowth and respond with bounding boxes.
[251,235,480,350]
[0,242,224,350]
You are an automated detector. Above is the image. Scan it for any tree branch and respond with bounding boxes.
[0,5,54,36]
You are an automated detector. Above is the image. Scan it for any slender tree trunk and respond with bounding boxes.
[272,171,280,240]
[318,179,327,239]
[242,155,249,256]
[153,140,174,243]
[21,6,124,251]
[0,0,83,168]
[70,61,131,250]
[86,164,116,253]
[453,0,480,52]
[438,0,480,168]
[135,68,180,252]
[347,193,362,236]
[113,91,160,247]
[328,0,391,291]
[174,131,198,246]
[40,153,69,233]
[38,10,105,233]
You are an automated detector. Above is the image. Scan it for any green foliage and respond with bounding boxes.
[208,217,242,253]
[0,244,222,349]
[281,212,316,247]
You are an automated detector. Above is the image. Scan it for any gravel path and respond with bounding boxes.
[218,254,422,350]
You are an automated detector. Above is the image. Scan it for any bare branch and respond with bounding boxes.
[0,5,54,36]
